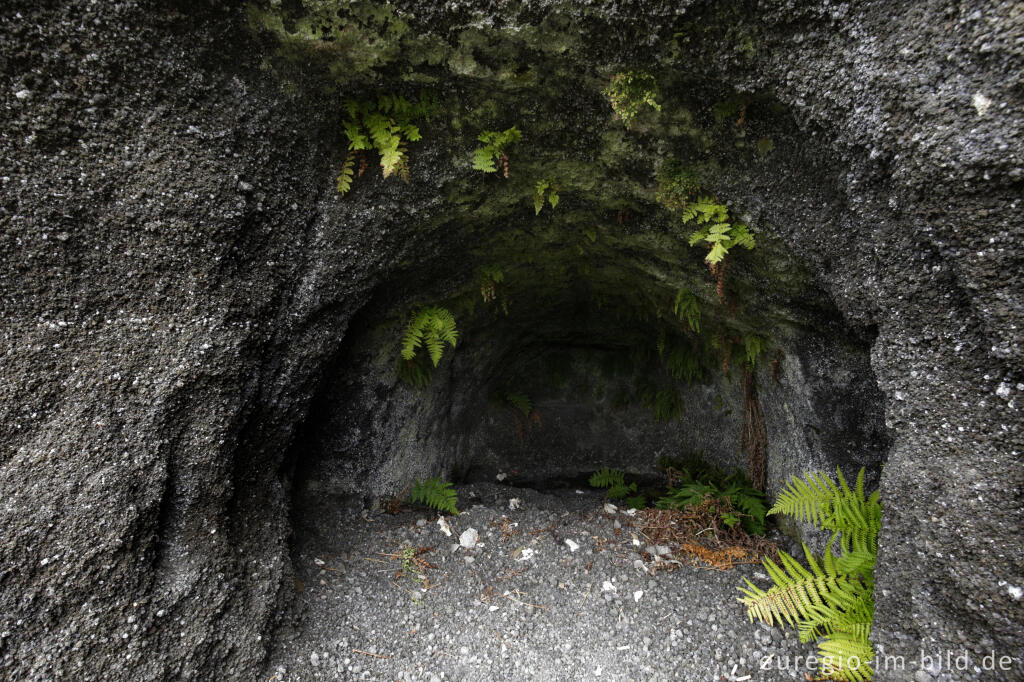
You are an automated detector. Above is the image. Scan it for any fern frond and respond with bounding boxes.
[473,147,497,172]
[768,470,840,526]
[605,481,638,500]
[818,630,875,681]
[673,289,700,333]
[665,345,702,384]
[740,467,879,681]
[744,334,767,368]
[410,477,459,515]
[589,468,625,489]
[721,481,768,535]
[402,123,422,142]
[400,306,458,367]
[655,481,719,510]
[344,120,371,151]
[706,242,728,264]
[534,179,548,214]
[739,557,869,629]
[534,178,559,214]
[624,494,647,509]
[336,155,355,196]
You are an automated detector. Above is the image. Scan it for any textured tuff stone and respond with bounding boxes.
[0,1,1021,681]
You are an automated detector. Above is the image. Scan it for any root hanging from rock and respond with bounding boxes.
[742,368,768,492]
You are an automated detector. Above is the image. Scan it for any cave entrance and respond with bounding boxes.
[287,222,890,541]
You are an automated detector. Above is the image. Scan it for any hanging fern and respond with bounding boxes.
[337,92,435,195]
[743,333,768,368]
[533,178,560,214]
[684,196,755,265]
[673,289,701,333]
[410,477,459,516]
[336,153,355,196]
[401,306,458,367]
[738,467,880,681]
[473,126,522,177]
[665,343,703,385]
[641,386,683,421]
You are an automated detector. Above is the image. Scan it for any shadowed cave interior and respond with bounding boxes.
[288,214,892,542]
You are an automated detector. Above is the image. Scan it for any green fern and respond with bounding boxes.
[606,481,638,500]
[683,196,755,265]
[410,477,459,515]
[738,468,880,681]
[720,481,768,535]
[624,494,647,509]
[337,92,435,194]
[473,126,522,176]
[743,334,768,368]
[589,468,625,489]
[655,481,719,510]
[673,289,701,333]
[533,178,560,214]
[655,459,768,535]
[604,70,661,127]
[665,344,703,385]
[336,154,355,195]
[401,307,458,367]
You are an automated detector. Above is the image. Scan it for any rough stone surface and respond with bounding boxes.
[1,1,1021,681]
[272,483,811,682]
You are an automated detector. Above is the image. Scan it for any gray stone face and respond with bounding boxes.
[1,2,1021,681]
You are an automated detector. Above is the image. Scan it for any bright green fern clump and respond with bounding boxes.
[683,196,755,265]
[604,70,661,127]
[738,468,880,681]
[473,126,522,177]
[401,306,458,367]
[337,92,435,196]
[410,477,459,516]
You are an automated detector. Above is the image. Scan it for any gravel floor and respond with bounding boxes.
[267,483,816,681]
